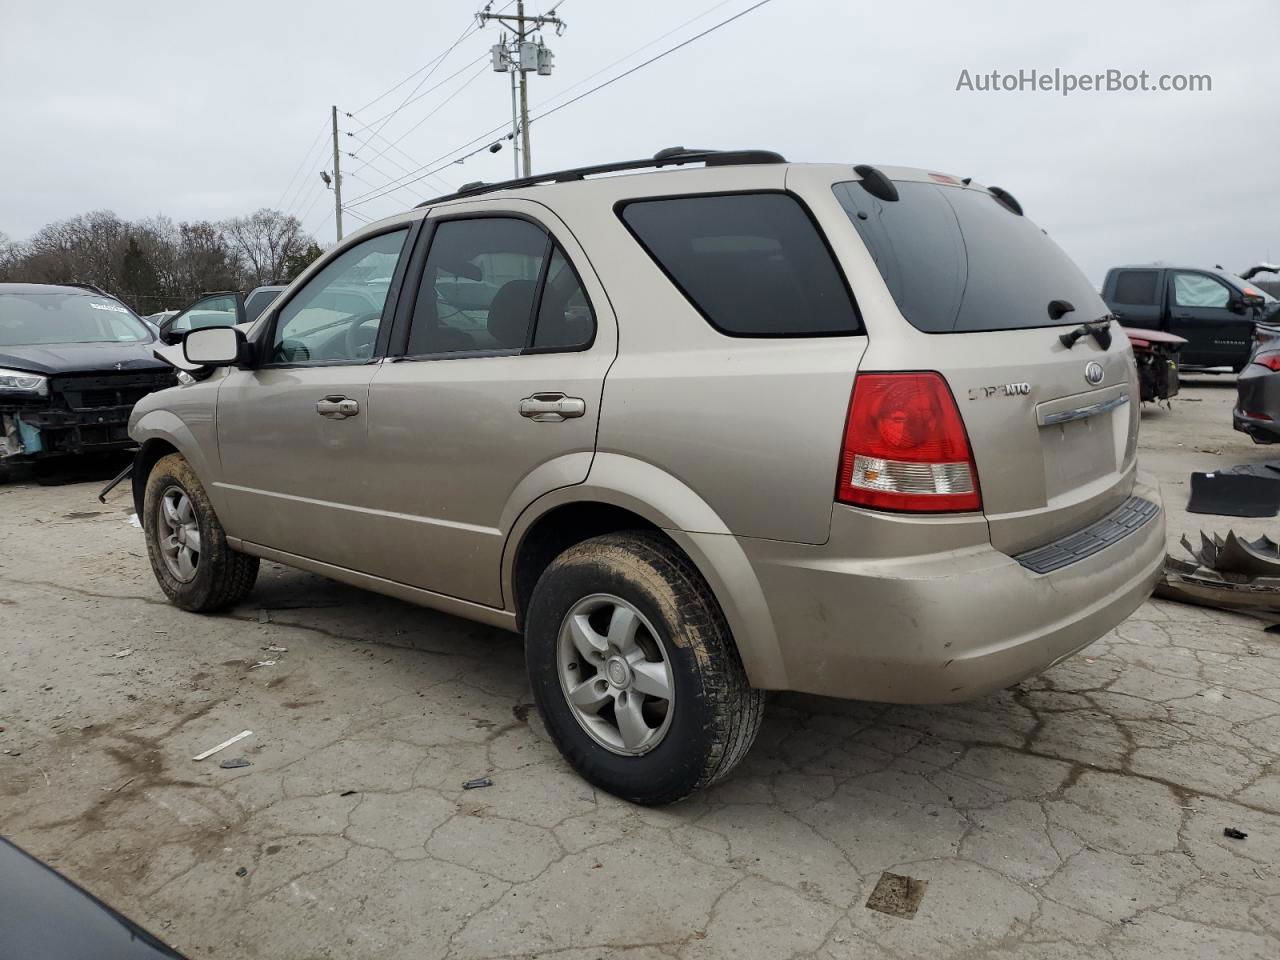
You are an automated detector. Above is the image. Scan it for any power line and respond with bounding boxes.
[531,0,736,116]
[352,53,488,130]
[344,0,776,207]
[349,0,516,115]
[344,126,512,208]
[532,0,776,127]
[287,173,329,226]
[276,117,331,213]
[346,151,430,203]
[343,121,455,195]
[359,62,490,172]
[361,18,478,156]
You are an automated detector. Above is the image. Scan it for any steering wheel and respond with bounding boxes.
[343,310,383,359]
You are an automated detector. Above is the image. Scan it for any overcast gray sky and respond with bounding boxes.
[2,0,1276,283]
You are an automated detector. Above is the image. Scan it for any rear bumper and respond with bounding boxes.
[736,473,1165,703]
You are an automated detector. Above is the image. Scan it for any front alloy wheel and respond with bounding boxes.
[157,485,201,582]
[143,453,259,612]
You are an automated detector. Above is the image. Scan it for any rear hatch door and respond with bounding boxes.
[832,174,1140,555]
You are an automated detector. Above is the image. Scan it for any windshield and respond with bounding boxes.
[0,292,152,347]
[833,180,1107,333]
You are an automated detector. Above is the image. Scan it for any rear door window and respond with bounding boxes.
[619,193,860,337]
[404,216,596,357]
[1113,270,1160,305]
[833,180,1107,333]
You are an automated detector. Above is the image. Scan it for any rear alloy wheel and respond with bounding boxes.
[143,453,259,612]
[556,593,676,756]
[526,531,764,805]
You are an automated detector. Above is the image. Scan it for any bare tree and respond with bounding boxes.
[220,208,308,287]
[0,209,319,312]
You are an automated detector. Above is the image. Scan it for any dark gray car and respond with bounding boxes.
[1234,320,1280,442]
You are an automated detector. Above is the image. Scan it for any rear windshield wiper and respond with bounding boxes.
[1058,310,1114,351]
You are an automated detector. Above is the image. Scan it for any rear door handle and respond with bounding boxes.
[519,392,585,422]
[316,396,360,419]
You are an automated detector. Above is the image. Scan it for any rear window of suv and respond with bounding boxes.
[833,180,1106,333]
[619,192,861,337]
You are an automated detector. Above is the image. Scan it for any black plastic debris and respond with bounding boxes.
[1187,472,1280,518]
[340,790,358,797]
[462,777,493,790]
[1224,460,1280,481]
[219,757,250,770]
[235,867,248,877]
[1223,827,1248,840]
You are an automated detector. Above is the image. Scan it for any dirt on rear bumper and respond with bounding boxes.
[737,473,1166,703]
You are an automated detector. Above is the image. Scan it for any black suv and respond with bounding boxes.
[0,283,176,477]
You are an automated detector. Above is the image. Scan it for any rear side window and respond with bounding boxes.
[619,193,860,337]
[833,180,1107,333]
[1113,270,1160,305]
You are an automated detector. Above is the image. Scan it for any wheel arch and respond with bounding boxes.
[130,410,220,519]
[503,453,787,689]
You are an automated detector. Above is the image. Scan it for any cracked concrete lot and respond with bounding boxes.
[2,377,1280,959]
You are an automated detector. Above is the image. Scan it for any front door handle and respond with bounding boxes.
[519,392,586,422]
[316,396,360,419]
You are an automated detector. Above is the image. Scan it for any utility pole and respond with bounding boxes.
[331,104,343,242]
[480,2,563,177]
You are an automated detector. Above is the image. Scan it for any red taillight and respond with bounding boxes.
[836,372,982,513]
[1255,351,1280,372]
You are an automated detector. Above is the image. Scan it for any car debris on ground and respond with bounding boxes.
[1158,530,1280,616]
[191,730,253,762]
[865,871,928,919]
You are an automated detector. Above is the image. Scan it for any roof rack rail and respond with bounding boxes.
[61,282,109,296]
[417,146,786,207]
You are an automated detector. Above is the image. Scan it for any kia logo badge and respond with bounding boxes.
[1084,361,1104,386]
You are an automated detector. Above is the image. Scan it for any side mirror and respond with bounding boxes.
[183,326,246,367]
[159,291,245,345]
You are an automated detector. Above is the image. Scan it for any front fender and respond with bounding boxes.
[501,452,788,690]
[129,407,223,519]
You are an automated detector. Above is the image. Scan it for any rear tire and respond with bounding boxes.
[143,453,258,611]
[525,531,763,805]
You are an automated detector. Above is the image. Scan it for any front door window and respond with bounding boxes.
[271,229,408,363]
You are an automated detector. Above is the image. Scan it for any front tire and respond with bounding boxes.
[143,453,258,611]
[525,531,763,805]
